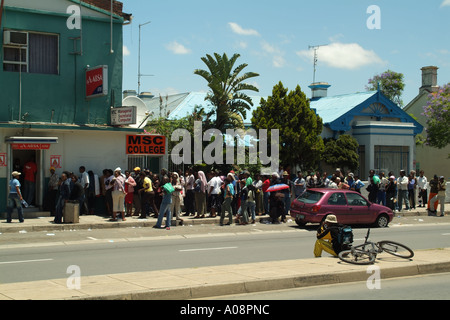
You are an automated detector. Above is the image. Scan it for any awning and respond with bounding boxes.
[5,136,58,150]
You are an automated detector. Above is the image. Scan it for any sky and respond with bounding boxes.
[120,0,450,107]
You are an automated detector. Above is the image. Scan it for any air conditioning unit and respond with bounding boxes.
[3,30,27,46]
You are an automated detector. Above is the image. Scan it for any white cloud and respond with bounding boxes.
[228,22,260,36]
[261,41,286,68]
[296,42,385,70]
[441,0,450,7]
[123,45,131,56]
[236,41,248,49]
[165,41,191,55]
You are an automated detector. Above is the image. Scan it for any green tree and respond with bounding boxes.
[251,81,324,170]
[366,69,405,106]
[194,53,259,132]
[145,107,204,156]
[323,134,359,172]
[421,83,450,151]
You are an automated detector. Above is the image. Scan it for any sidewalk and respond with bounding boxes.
[0,205,447,234]
[0,247,449,300]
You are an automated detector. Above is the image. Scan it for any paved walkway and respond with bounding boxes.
[1,206,446,234]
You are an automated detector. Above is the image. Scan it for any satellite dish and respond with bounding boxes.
[122,96,150,128]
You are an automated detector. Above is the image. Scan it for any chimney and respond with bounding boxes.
[123,90,137,99]
[309,82,331,100]
[420,66,439,94]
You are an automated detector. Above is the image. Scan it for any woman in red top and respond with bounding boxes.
[124,170,136,217]
[262,175,271,216]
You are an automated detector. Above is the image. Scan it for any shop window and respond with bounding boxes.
[3,30,59,75]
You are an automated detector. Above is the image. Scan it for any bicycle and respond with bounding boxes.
[338,228,414,265]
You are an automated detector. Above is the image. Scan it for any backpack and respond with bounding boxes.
[337,225,353,250]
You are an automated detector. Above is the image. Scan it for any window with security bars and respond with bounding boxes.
[374,146,409,175]
[127,155,161,174]
[3,30,59,75]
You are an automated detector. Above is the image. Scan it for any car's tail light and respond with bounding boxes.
[311,205,321,213]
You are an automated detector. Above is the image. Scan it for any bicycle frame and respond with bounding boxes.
[350,229,382,257]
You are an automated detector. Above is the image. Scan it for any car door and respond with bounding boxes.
[345,192,371,223]
[325,192,350,223]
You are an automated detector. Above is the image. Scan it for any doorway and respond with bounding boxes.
[12,150,41,208]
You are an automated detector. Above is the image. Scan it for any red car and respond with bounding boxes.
[290,188,393,228]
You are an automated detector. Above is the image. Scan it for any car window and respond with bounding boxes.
[327,192,347,205]
[296,190,324,204]
[346,193,368,206]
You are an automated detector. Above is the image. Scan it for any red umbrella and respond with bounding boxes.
[267,184,289,192]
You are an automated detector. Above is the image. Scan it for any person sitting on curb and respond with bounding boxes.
[314,215,342,257]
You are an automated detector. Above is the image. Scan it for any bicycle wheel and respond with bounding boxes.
[378,241,414,259]
[338,248,376,265]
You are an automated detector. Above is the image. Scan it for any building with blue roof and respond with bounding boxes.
[308,83,423,177]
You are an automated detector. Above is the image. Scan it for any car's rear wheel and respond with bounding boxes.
[295,219,307,228]
[374,214,389,228]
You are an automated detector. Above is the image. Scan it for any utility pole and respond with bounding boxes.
[308,44,328,84]
[138,21,153,94]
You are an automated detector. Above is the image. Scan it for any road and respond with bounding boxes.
[210,273,450,300]
[0,218,449,285]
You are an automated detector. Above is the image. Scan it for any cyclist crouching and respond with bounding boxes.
[314,215,342,257]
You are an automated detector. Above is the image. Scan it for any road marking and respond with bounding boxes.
[87,237,98,241]
[179,247,238,253]
[442,233,450,236]
[0,259,53,265]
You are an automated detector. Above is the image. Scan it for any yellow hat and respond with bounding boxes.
[134,167,141,171]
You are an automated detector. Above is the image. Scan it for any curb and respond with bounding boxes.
[73,257,450,300]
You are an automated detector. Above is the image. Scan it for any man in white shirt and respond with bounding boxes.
[79,166,90,215]
[184,168,196,216]
[208,171,222,218]
[417,170,428,208]
[397,170,410,211]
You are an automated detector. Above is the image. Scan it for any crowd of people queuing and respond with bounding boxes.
[370,169,446,216]
[6,164,446,225]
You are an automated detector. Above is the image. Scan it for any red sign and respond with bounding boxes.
[126,135,166,155]
[86,65,108,98]
[12,143,51,150]
[0,153,6,167]
[50,155,62,169]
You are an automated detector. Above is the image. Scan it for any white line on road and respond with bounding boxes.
[179,247,238,253]
[0,259,53,265]
[87,237,98,241]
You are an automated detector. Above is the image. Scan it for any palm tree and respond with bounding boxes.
[194,53,259,132]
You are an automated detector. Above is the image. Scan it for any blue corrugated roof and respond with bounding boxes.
[167,92,261,124]
[309,91,377,123]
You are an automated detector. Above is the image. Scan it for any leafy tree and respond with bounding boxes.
[251,81,324,170]
[366,69,405,106]
[421,83,450,150]
[145,107,204,155]
[323,134,359,172]
[194,53,259,132]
